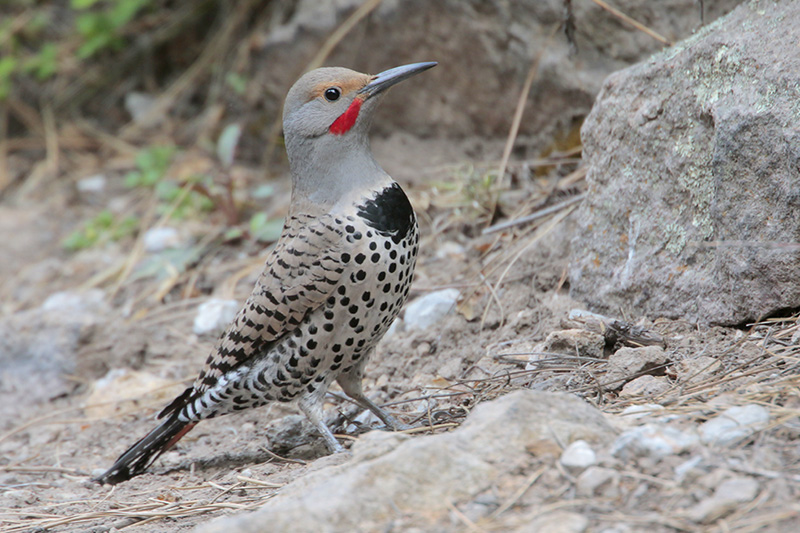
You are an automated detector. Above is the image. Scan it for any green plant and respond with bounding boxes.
[71,0,153,59]
[249,212,284,243]
[0,0,154,101]
[154,175,215,219]
[62,209,139,251]
[124,145,176,187]
[124,145,215,219]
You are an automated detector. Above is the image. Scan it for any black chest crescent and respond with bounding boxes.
[356,182,416,243]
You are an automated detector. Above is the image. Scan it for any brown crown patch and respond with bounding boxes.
[309,73,371,101]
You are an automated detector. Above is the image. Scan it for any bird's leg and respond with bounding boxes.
[298,395,345,454]
[336,360,410,431]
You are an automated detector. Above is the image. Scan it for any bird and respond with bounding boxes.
[95,61,437,485]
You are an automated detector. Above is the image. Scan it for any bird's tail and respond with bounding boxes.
[94,413,196,485]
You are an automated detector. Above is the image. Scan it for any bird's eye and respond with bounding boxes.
[324,87,341,101]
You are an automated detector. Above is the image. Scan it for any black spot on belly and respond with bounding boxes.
[356,182,416,244]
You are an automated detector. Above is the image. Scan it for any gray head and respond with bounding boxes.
[282,62,436,208]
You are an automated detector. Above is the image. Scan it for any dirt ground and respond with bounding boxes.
[1,131,800,532]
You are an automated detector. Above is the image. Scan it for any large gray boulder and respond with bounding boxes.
[570,0,800,325]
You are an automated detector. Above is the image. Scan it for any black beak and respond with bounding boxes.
[358,62,437,98]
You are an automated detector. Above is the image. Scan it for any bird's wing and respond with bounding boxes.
[190,213,348,396]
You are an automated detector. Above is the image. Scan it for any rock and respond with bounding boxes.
[403,289,460,331]
[699,404,770,446]
[570,0,800,325]
[619,375,671,398]
[0,290,108,422]
[143,227,182,252]
[560,440,597,471]
[195,391,614,533]
[193,298,239,336]
[674,455,704,483]
[671,356,722,384]
[124,91,158,124]
[42,289,106,313]
[576,466,620,497]
[612,423,698,460]
[520,511,589,533]
[76,174,107,193]
[435,241,466,260]
[0,489,37,507]
[535,329,605,360]
[686,476,759,523]
[605,346,669,389]
[619,403,666,421]
[85,369,184,419]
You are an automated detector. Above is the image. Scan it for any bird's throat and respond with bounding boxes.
[329,98,363,135]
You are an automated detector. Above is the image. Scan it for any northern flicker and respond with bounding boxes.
[95,62,436,484]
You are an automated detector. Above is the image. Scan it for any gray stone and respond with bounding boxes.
[605,346,669,389]
[619,375,671,398]
[76,174,107,193]
[699,404,770,446]
[536,329,605,360]
[612,423,698,460]
[560,439,597,471]
[124,92,158,124]
[686,476,759,523]
[402,289,460,331]
[520,511,589,533]
[570,0,800,325]
[195,391,614,533]
[0,290,108,424]
[193,298,239,336]
[619,403,666,421]
[143,227,182,252]
[576,466,620,497]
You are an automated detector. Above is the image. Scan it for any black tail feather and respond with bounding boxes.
[94,414,196,485]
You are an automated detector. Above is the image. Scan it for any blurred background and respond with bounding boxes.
[0,0,739,309]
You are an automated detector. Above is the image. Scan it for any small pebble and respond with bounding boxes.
[611,423,698,459]
[194,299,239,335]
[686,476,759,523]
[560,440,597,470]
[699,404,770,446]
[576,466,619,497]
[77,174,107,193]
[143,227,182,252]
[403,289,460,331]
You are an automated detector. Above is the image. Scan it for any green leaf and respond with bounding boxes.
[249,213,284,243]
[251,184,275,199]
[217,123,241,168]
[71,0,102,9]
[225,72,247,95]
[0,56,17,78]
[24,43,58,80]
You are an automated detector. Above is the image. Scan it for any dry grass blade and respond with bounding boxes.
[482,192,586,235]
[493,22,562,218]
[447,499,484,532]
[589,0,672,45]
[303,0,383,72]
[121,0,258,134]
[398,422,459,435]
[489,466,546,518]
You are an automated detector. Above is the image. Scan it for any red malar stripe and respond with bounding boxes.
[329,97,363,135]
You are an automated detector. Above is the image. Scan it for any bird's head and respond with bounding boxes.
[281,62,436,207]
[283,62,436,143]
